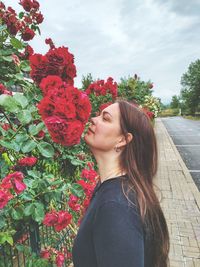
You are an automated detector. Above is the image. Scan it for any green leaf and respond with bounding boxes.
[37,142,54,158]
[10,37,23,50]
[24,203,35,216]
[15,73,24,81]
[6,235,14,246]
[36,122,45,132]
[18,12,24,19]
[27,170,41,179]
[28,124,38,135]
[17,110,32,124]
[10,207,23,220]
[16,244,25,252]
[15,133,29,143]
[2,55,13,62]
[19,191,33,201]
[71,158,84,166]
[0,232,14,246]
[0,48,14,56]
[0,94,20,112]
[33,202,44,223]
[13,93,28,108]
[71,183,84,197]
[0,140,20,152]
[21,140,37,153]
[0,216,6,230]
[0,25,7,32]
[20,60,31,72]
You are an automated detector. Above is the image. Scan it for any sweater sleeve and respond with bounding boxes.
[92,201,144,267]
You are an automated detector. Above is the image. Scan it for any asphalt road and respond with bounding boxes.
[161,116,200,191]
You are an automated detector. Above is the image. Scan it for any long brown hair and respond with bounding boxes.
[117,99,169,267]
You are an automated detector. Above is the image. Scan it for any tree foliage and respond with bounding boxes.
[170,95,180,109]
[181,59,200,114]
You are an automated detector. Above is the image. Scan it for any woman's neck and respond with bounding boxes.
[94,152,125,183]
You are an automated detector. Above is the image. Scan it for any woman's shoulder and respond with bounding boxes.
[96,176,138,210]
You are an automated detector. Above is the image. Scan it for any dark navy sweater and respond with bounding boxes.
[72,175,152,267]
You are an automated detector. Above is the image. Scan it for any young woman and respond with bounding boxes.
[72,100,169,267]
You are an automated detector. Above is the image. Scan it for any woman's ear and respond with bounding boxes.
[126,132,133,144]
[118,133,133,148]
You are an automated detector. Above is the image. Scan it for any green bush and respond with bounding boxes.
[158,108,180,117]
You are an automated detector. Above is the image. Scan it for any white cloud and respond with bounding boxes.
[4,0,200,103]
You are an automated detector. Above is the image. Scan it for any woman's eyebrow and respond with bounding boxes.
[100,110,113,117]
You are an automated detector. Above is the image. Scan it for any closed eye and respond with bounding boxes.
[103,117,109,121]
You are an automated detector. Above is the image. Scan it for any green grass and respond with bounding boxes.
[183,115,200,121]
[158,108,180,117]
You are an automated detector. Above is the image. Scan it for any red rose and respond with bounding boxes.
[81,169,97,182]
[39,75,63,96]
[1,172,26,195]
[85,77,117,99]
[0,83,12,95]
[21,27,35,41]
[41,249,51,260]
[54,211,72,232]
[37,130,45,139]
[37,96,55,119]
[55,252,65,267]
[76,92,92,123]
[0,2,5,9]
[68,195,81,211]
[32,0,40,9]
[44,117,83,146]
[54,100,76,119]
[11,54,20,66]
[18,157,37,167]
[45,38,55,49]
[7,24,18,35]
[46,47,76,83]
[25,45,34,58]
[77,180,95,198]
[43,211,58,226]
[29,46,76,85]
[0,190,12,209]
[1,123,10,131]
[19,0,33,12]
[63,120,84,146]
[23,15,32,24]
[13,179,26,194]
[34,12,44,24]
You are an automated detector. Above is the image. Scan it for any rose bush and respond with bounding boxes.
[0,1,159,266]
[0,1,95,266]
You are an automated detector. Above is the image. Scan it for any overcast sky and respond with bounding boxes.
[6,0,200,104]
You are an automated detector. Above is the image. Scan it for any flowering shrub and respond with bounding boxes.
[118,75,154,104]
[30,45,76,85]
[0,1,158,265]
[37,75,91,146]
[0,1,94,266]
[85,77,118,116]
[143,95,161,118]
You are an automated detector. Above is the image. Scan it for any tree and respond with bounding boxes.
[118,75,153,104]
[181,59,200,114]
[81,73,93,90]
[170,95,180,109]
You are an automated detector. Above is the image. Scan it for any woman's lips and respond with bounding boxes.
[88,127,94,134]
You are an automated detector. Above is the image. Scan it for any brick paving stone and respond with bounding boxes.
[154,119,200,267]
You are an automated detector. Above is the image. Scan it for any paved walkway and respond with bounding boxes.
[154,118,200,267]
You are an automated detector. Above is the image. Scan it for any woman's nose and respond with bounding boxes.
[90,117,95,125]
[90,117,97,125]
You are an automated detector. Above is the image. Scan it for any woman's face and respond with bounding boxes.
[84,103,122,152]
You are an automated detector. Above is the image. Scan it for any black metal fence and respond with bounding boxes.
[0,221,73,267]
